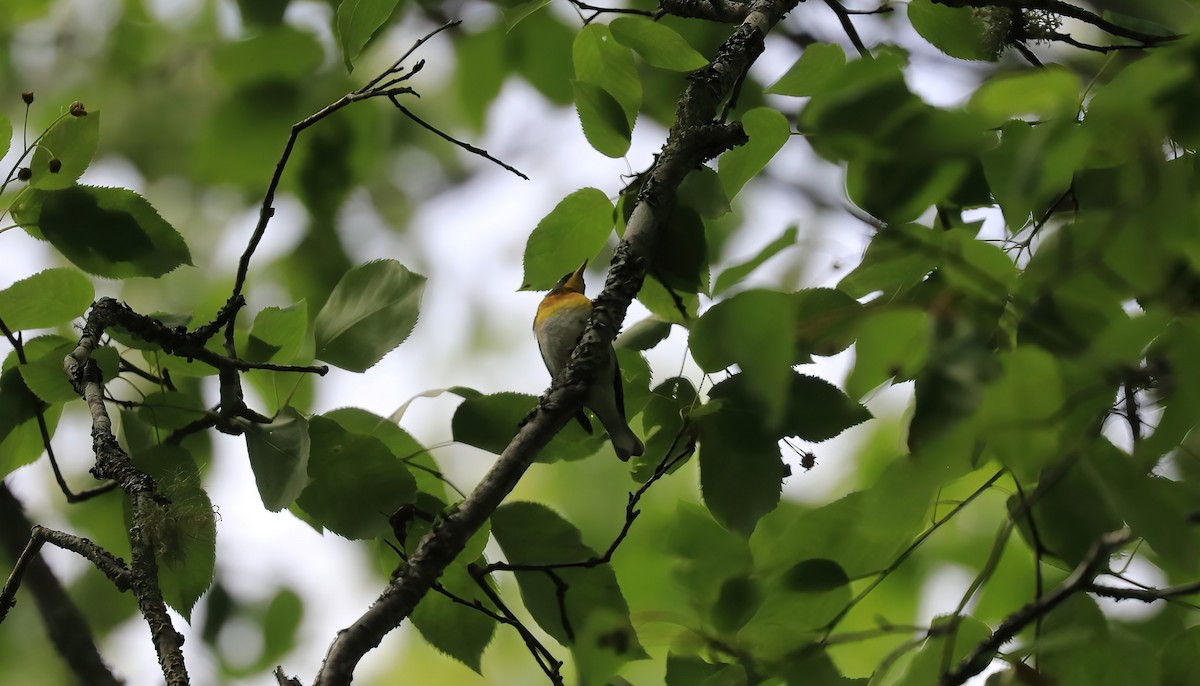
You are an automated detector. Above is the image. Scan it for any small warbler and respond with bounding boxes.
[534,261,644,461]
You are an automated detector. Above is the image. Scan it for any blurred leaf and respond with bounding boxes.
[766,43,846,96]
[838,223,941,299]
[653,206,708,293]
[1162,626,1200,686]
[712,225,797,296]
[0,114,10,160]
[977,346,1062,482]
[573,80,632,158]
[336,0,401,72]
[847,156,970,224]
[893,615,991,686]
[502,0,552,30]
[610,17,708,72]
[214,27,323,87]
[314,259,425,372]
[236,0,289,26]
[982,120,1086,230]
[0,268,92,331]
[520,188,614,290]
[492,502,646,682]
[969,67,1080,128]
[296,416,416,539]
[29,110,100,189]
[847,308,929,399]
[137,389,208,431]
[12,186,192,278]
[615,317,672,351]
[719,107,790,200]
[711,574,759,632]
[792,287,862,357]
[907,0,996,61]
[243,407,311,512]
[259,588,304,668]
[129,445,216,620]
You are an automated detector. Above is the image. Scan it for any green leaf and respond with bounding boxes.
[295,416,416,539]
[894,615,992,686]
[520,188,615,290]
[573,80,632,158]
[245,301,309,364]
[137,389,208,430]
[765,43,846,96]
[977,346,1062,483]
[129,445,216,620]
[609,17,708,72]
[969,67,1080,129]
[698,406,785,537]
[259,588,304,668]
[847,308,929,399]
[15,336,78,404]
[492,502,645,682]
[411,560,496,673]
[838,223,941,299]
[718,107,790,200]
[1163,627,1200,686]
[907,0,996,61]
[615,317,672,351]
[451,392,597,463]
[243,407,311,512]
[691,289,795,425]
[712,225,797,296]
[0,114,10,160]
[213,27,323,86]
[29,110,100,189]
[573,24,641,126]
[738,562,852,660]
[0,366,59,478]
[11,186,192,279]
[502,0,552,31]
[981,120,1087,230]
[708,372,872,444]
[710,574,759,632]
[846,156,970,224]
[0,268,92,331]
[314,259,425,372]
[321,406,444,498]
[336,0,401,72]
[667,502,753,606]
[792,287,862,357]
[653,206,708,293]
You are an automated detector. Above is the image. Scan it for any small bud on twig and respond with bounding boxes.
[69,101,87,116]
[17,167,31,181]
[21,91,34,105]
[48,159,62,174]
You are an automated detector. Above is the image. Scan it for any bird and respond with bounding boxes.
[534,261,644,461]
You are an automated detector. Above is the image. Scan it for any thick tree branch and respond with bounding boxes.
[310,3,793,684]
[64,301,189,685]
[931,0,1181,46]
[0,484,123,686]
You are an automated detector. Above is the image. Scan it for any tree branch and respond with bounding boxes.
[940,529,1132,686]
[0,484,122,686]
[310,3,795,683]
[931,0,1181,46]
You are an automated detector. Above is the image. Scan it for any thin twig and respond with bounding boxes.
[389,99,529,180]
[824,0,872,58]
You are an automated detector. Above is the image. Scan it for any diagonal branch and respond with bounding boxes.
[310,3,798,684]
[940,529,1132,686]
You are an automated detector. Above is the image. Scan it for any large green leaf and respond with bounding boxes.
[244,301,309,365]
[11,186,193,279]
[520,188,614,290]
[712,225,797,296]
[336,0,401,72]
[492,502,646,683]
[0,268,93,331]
[213,27,323,86]
[314,259,425,372]
[698,407,784,537]
[968,67,1080,129]
[609,17,708,72]
[410,560,496,673]
[295,416,416,539]
[450,392,597,463]
[765,43,846,97]
[243,407,311,512]
[1163,626,1200,686]
[13,336,77,404]
[573,80,632,158]
[977,346,1063,483]
[129,444,216,620]
[907,0,996,61]
[718,108,790,200]
[572,24,641,126]
[847,308,929,399]
[0,366,59,478]
[29,110,100,189]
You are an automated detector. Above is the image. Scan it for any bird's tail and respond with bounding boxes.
[587,388,645,462]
